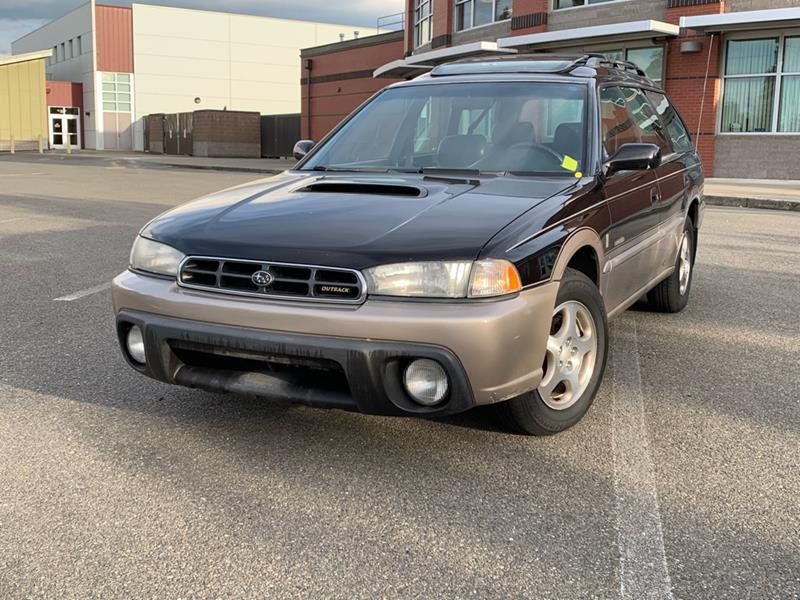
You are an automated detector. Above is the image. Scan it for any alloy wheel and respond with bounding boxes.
[538,300,598,410]
[678,233,692,296]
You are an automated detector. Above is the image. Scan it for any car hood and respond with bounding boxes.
[142,171,577,269]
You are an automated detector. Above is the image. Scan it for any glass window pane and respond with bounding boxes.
[600,86,639,156]
[102,72,114,82]
[779,76,800,132]
[600,49,625,62]
[456,1,473,30]
[622,87,670,152]
[118,102,132,112]
[103,92,115,101]
[102,83,115,91]
[626,47,664,82]
[419,18,430,44]
[474,0,493,26]
[103,102,116,111]
[116,83,130,92]
[725,39,778,75]
[647,91,693,154]
[783,37,800,73]
[117,92,131,101]
[555,0,584,6]
[495,0,512,21]
[117,73,131,82]
[721,77,775,132]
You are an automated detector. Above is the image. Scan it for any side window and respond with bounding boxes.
[599,86,639,157]
[646,91,694,155]
[623,87,670,153]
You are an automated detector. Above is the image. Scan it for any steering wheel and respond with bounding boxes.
[506,142,565,169]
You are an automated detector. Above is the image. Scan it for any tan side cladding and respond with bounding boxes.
[113,271,560,404]
[551,227,607,284]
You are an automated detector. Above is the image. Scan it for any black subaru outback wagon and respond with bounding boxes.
[114,54,703,435]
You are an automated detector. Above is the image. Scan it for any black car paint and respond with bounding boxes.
[141,66,703,291]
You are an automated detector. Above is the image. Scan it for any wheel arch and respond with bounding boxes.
[551,228,605,289]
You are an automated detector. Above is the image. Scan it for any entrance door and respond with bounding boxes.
[49,107,81,149]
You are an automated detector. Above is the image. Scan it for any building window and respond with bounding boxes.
[414,0,432,47]
[721,35,800,133]
[102,73,132,113]
[60,42,66,61]
[76,36,82,56]
[455,0,512,31]
[592,47,664,83]
[554,0,620,9]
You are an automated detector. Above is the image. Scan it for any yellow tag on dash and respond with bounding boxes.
[574,171,583,178]
[561,155,579,172]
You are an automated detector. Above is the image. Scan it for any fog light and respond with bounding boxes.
[126,325,146,364]
[403,359,449,406]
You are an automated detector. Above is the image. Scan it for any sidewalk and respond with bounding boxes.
[2,150,294,174]
[704,178,800,211]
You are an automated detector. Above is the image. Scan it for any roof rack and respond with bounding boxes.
[580,54,650,79]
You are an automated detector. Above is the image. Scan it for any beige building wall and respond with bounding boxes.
[12,1,98,148]
[131,4,376,150]
[0,54,49,150]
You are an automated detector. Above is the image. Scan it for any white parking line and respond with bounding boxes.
[53,282,111,302]
[610,317,674,600]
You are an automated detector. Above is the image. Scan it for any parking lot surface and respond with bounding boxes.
[1,155,798,599]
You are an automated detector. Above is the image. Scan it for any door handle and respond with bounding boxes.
[650,187,660,204]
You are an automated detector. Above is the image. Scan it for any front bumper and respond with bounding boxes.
[113,271,558,416]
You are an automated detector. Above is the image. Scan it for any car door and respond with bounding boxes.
[646,90,698,272]
[599,85,662,312]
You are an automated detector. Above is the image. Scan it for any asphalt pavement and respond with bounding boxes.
[0,154,798,599]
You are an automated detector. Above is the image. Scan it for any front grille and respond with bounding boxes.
[178,257,366,304]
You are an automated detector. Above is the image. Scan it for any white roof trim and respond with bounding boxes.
[497,20,679,49]
[405,41,516,66]
[680,7,800,32]
[374,41,516,78]
[0,49,52,67]
[373,59,436,79]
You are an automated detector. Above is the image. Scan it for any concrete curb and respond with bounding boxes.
[705,195,800,212]
[155,162,284,175]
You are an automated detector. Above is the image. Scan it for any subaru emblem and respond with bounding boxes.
[251,270,273,286]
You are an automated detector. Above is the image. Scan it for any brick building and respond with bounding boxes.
[301,2,800,178]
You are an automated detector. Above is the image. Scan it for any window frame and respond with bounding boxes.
[101,72,133,114]
[454,0,512,33]
[414,0,433,48]
[718,29,800,135]
[552,0,633,12]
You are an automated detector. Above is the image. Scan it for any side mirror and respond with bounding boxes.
[293,139,315,161]
[603,143,661,177]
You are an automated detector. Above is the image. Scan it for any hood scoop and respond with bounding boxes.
[299,181,425,198]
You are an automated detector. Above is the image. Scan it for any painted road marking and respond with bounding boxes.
[53,282,112,302]
[611,316,674,600]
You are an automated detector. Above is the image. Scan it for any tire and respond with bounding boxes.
[647,219,695,313]
[494,268,609,436]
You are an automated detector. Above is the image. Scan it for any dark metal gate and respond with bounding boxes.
[260,114,300,158]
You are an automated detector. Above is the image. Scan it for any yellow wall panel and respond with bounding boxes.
[0,57,48,146]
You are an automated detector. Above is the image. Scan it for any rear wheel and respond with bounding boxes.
[647,220,695,313]
[495,268,608,436]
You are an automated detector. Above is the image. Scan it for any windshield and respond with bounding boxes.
[302,81,588,177]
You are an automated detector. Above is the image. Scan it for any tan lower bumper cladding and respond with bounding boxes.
[113,271,558,404]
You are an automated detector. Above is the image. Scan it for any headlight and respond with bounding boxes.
[364,259,521,299]
[129,236,185,277]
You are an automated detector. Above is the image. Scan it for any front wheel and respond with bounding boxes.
[495,268,608,436]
